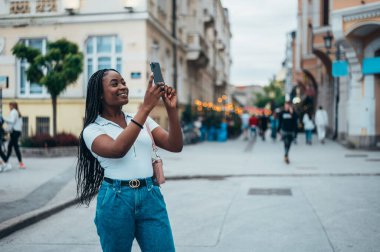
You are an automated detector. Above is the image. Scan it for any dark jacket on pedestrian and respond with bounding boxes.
[277,110,297,133]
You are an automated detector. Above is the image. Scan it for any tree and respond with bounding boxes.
[12,39,83,136]
[254,79,285,110]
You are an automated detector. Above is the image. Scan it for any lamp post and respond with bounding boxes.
[323,31,333,55]
[323,31,339,140]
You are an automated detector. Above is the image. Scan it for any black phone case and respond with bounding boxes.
[150,62,165,84]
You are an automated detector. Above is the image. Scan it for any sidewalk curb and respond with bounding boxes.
[0,198,79,239]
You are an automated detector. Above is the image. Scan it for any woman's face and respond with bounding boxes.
[101,70,129,108]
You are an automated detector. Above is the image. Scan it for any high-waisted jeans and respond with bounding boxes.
[94,177,175,252]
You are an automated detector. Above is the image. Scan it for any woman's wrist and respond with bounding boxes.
[165,104,177,112]
[139,104,152,115]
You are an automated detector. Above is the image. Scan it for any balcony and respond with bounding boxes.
[203,8,215,27]
[216,39,225,51]
[186,33,209,67]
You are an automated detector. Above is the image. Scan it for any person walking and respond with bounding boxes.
[292,110,299,144]
[259,112,268,141]
[269,110,279,142]
[249,113,258,141]
[241,110,250,140]
[3,102,25,169]
[302,111,315,145]
[278,101,298,164]
[315,106,328,144]
[76,69,182,252]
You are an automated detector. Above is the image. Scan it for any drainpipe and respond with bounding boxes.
[333,43,341,140]
[172,0,177,97]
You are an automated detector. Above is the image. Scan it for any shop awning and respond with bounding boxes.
[362,57,380,75]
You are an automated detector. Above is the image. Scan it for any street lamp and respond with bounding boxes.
[323,31,333,55]
[324,31,340,140]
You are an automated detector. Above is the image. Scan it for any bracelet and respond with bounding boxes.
[131,119,144,129]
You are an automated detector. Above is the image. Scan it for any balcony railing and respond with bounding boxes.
[186,33,209,67]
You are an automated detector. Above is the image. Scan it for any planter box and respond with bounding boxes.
[20,146,78,158]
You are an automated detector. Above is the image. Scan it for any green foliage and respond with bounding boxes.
[203,111,222,129]
[181,104,196,124]
[12,38,83,98]
[254,79,285,109]
[12,38,83,135]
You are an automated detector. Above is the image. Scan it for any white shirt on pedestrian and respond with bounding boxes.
[303,114,315,130]
[315,109,328,126]
[83,113,159,180]
[5,108,23,132]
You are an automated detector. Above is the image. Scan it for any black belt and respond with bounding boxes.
[104,177,158,189]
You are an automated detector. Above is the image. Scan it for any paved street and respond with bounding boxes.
[0,134,380,252]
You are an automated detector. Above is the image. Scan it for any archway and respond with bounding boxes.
[302,69,318,114]
[345,22,380,146]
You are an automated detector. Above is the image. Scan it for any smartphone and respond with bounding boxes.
[150,62,165,85]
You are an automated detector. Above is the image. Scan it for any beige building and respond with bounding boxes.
[292,0,380,148]
[0,0,231,137]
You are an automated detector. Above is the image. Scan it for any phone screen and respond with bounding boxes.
[150,62,165,84]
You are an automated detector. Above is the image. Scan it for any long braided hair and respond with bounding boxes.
[76,69,118,205]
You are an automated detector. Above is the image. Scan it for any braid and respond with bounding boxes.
[75,69,118,206]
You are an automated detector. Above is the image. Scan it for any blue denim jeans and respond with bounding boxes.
[305,130,313,144]
[94,177,175,252]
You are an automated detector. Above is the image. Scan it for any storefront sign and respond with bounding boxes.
[332,60,348,77]
[362,57,380,75]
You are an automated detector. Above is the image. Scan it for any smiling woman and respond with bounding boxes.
[75,68,182,251]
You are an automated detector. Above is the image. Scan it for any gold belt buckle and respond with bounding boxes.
[129,179,140,188]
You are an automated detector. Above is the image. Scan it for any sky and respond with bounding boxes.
[221,0,298,86]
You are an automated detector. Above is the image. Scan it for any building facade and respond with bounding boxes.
[0,0,231,136]
[292,0,380,148]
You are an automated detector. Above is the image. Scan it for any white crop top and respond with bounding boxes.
[82,113,159,180]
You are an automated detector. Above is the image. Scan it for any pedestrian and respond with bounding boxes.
[3,101,25,170]
[278,101,298,164]
[302,111,315,145]
[249,113,258,141]
[75,69,182,252]
[315,105,328,144]
[269,110,279,142]
[0,116,10,172]
[241,110,250,140]
[293,110,299,144]
[259,111,268,141]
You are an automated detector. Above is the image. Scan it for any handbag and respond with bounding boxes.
[145,124,166,185]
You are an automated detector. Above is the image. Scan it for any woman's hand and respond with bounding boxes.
[162,85,177,110]
[142,74,165,112]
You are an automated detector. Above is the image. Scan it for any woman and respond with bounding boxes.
[3,101,25,169]
[76,69,182,251]
[277,102,298,164]
[302,111,315,145]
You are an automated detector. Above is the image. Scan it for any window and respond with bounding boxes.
[308,23,313,54]
[17,38,48,97]
[36,117,50,135]
[22,117,29,137]
[86,36,123,82]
